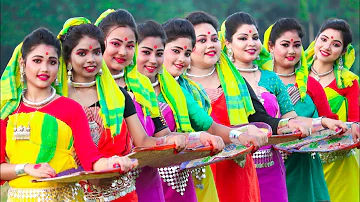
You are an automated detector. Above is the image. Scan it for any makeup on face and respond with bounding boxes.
[164,37,192,77]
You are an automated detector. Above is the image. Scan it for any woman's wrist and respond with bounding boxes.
[15,163,28,176]
[188,132,201,141]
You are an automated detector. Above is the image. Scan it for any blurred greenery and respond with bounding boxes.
[1,0,359,75]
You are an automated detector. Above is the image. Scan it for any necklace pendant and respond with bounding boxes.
[89,121,100,146]
[13,125,30,140]
[315,75,320,82]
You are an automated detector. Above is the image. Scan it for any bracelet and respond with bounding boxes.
[312,116,324,131]
[15,164,28,176]
[188,132,201,141]
[156,135,167,145]
[278,117,296,134]
[229,130,244,143]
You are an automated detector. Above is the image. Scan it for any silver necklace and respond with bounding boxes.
[152,78,159,87]
[174,76,179,81]
[70,80,96,88]
[186,67,216,78]
[276,72,295,77]
[236,65,259,72]
[22,86,56,107]
[112,70,124,80]
[311,66,333,81]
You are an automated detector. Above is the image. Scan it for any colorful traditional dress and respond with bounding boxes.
[306,41,359,202]
[0,97,103,201]
[178,76,220,202]
[79,87,138,202]
[284,78,331,202]
[156,69,214,202]
[254,69,294,202]
[182,52,282,202]
[133,100,167,202]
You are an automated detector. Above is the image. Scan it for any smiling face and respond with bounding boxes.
[136,36,164,82]
[164,37,192,77]
[20,44,59,90]
[103,26,136,73]
[314,28,343,64]
[191,23,221,69]
[269,30,302,70]
[227,24,261,66]
[69,36,102,82]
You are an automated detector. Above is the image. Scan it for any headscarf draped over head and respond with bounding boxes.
[264,24,309,101]
[217,52,255,125]
[219,20,273,71]
[58,17,126,137]
[95,9,160,118]
[305,41,358,89]
[1,36,68,119]
[158,67,193,132]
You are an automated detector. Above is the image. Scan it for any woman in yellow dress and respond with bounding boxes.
[0,27,136,201]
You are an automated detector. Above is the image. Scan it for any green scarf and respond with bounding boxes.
[217,52,255,125]
[95,9,161,118]
[263,24,308,101]
[178,75,212,114]
[158,67,193,132]
[58,17,125,137]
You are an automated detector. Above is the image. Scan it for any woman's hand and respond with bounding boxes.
[322,118,347,133]
[235,125,268,149]
[199,132,225,153]
[288,119,311,137]
[106,156,138,173]
[165,134,187,151]
[23,163,56,178]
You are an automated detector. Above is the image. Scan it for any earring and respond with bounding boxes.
[54,76,59,86]
[313,54,317,61]
[97,68,103,76]
[227,48,234,62]
[216,60,220,66]
[20,65,25,83]
[338,57,343,70]
[187,65,191,70]
[271,52,275,68]
[67,63,73,79]
[130,60,134,66]
[256,55,260,60]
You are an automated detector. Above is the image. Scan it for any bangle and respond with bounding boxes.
[312,116,324,130]
[15,164,28,176]
[188,132,201,141]
[229,130,244,143]
[156,135,167,145]
[278,117,296,134]
[345,122,360,128]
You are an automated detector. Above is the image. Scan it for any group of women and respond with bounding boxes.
[0,8,359,202]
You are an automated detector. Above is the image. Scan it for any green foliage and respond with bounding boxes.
[1,0,359,75]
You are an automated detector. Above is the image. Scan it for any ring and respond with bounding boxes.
[308,128,312,136]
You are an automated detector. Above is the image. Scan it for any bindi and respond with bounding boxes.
[154,45,157,49]
[184,46,187,49]
[249,30,252,33]
[124,37,128,41]
[290,39,293,42]
[89,45,93,49]
[207,32,210,35]
[45,52,49,55]
[331,36,334,39]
